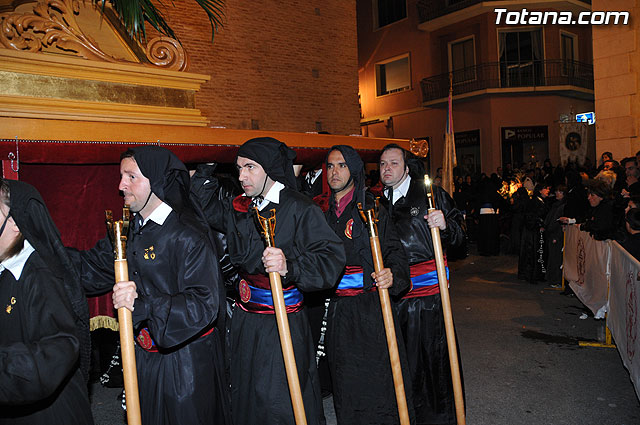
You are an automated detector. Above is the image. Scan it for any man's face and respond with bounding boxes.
[555,190,565,201]
[379,148,408,189]
[626,161,639,178]
[603,161,614,171]
[236,156,270,198]
[327,150,353,193]
[119,157,152,213]
[0,202,19,262]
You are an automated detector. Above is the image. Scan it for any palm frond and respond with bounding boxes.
[96,0,225,43]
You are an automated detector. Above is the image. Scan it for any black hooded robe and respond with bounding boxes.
[192,138,347,425]
[0,180,93,425]
[69,147,231,425]
[317,145,414,425]
[381,178,465,425]
[0,253,94,425]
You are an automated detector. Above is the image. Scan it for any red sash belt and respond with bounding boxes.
[335,265,377,297]
[136,326,215,352]
[237,272,304,314]
[404,259,449,299]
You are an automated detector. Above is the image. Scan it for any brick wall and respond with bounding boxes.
[150,0,360,135]
[592,0,639,159]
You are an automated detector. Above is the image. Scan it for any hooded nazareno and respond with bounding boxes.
[6,180,91,382]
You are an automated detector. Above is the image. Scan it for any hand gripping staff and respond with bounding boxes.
[357,199,410,425]
[105,208,142,425]
[253,208,308,425]
[424,176,466,425]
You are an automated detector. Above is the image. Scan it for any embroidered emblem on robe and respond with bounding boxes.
[345,218,354,239]
[410,207,419,217]
[239,279,251,303]
[144,246,156,260]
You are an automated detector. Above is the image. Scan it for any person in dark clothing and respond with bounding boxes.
[379,144,465,425]
[518,183,551,283]
[621,208,640,262]
[509,186,530,255]
[69,146,231,425]
[476,179,502,255]
[579,179,616,241]
[192,137,346,425]
[315,144,414,425]
[0,180,94,425]
[562,170,589,223]
[544,185,567,286]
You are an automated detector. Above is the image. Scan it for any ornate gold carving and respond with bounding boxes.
[0,0,188,71]
[409,138,429,158]
[146,37,188,72]
[0,0,121,61]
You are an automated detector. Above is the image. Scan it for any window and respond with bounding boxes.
[561,32,577,76]
[375,55,411,96]
[498,29,544,87]
[450,37,476,84]
[375,0,406,29]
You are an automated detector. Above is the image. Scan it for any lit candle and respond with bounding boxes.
[424,174,435,210]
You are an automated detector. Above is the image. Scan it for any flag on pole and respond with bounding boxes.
[442,75,457,196]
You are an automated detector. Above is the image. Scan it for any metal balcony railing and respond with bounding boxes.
[419,60,594,103]
[416,0,592,23]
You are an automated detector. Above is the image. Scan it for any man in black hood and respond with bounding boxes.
[0,179,94,424]
[69,146,231,425]
[192,137,346,425]
[379,144,465,425]
[313,144,413,425]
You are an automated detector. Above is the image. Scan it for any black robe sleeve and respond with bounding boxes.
[130,229,220,347]
[281,196,347,292]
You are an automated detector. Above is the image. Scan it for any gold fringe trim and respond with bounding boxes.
[90,315,119,332]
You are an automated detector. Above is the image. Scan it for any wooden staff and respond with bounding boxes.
[253,208,307,425]
[357,200,410,425]
[106,208,142,425]
[424,175,466,425]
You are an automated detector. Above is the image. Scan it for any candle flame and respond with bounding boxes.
[424,174,431,187]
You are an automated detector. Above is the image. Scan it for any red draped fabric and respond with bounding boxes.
[20,163,123,330]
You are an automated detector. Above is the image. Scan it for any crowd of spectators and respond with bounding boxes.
[451,150,640,286]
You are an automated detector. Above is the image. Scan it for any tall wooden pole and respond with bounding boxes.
[358,202,410,425]
[106,209,142,425]
[254,208,307,425]
[424,177,466,425]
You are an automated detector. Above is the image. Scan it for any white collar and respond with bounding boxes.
[1,239,35,281]
[307,169,322,185]
[254,181,285,211]
[141,201,173,226]
[385,175,412,204]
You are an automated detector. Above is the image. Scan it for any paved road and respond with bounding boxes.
[90,252,640,424]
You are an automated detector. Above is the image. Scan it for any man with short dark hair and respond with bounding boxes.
[379,144,465,425]
[315,144,413,425]
[0,179,94,424]
[70,146,231,425]
[192,137,346,425]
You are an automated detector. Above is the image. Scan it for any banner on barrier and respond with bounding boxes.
[608,242,640,397]
[563,225,609,316]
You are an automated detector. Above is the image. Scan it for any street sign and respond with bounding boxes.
[576,112,595,125]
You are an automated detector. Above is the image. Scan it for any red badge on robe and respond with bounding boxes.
[136,328,154,350]
[233,195,252,213]
[239,279,251,303]
[344,218,354,239]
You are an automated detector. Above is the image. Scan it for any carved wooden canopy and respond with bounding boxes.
[0,0,188,71]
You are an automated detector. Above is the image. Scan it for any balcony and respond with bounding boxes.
[416,0,592,30]
[420,60,594,103]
